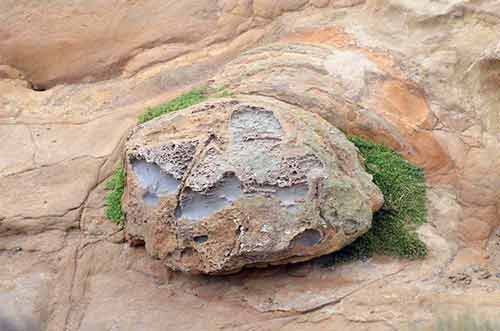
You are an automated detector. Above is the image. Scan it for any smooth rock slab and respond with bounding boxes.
[123,97,383,274]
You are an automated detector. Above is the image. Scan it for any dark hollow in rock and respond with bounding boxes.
[193,235,209,244]
[28,81,48,92]
[290,229,323,248]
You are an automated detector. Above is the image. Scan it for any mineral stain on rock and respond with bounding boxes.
[0,312,39,331]
[175,175,309,222]
[131,159,181,206]
[273,184,309,214]
[175,174,244,221]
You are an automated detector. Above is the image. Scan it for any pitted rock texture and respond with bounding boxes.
[123,98,383,274]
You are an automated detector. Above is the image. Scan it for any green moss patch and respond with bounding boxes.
[325,136,428,263]
[104,167,126,226]
[430,313,500,331]
[138,86,232,124]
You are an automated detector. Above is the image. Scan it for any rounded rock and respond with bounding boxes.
[123,97,383,274]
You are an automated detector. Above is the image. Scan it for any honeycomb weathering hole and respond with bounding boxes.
[193,235,209,244]
[291,229,322,248]
[28,81,48,92]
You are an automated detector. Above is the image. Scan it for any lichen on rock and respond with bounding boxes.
[123,97,383,274]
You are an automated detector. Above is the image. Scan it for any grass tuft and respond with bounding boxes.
[138,88,207,124]
[137,85,233,124]
[431,314,500,331]
[324,136,428,263]
[104,167,126,226]
[409,313,500,331]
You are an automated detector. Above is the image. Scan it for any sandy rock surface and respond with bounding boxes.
[0,0,499,330]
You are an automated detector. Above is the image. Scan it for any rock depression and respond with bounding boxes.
[123,98,383,274]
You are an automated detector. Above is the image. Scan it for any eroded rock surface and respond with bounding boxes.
[210,23,500,246]
[123,98,383,274]
[210,42,452,180]
[0,0,358,89]
[1,0,500,330]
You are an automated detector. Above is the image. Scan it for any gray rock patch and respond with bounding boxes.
[132,160,181,206]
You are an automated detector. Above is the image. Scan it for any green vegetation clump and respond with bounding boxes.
[210,86,234,98]
[326,136,428,263]
[138,86,232,124]
[104,167,126,226]
[411,313,500,331]
[138,88,207,124]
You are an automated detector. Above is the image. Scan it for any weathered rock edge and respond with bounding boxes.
[123,97,383,274]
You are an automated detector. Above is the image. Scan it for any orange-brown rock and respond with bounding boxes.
[0,0,362,89]
[123,98,383,274]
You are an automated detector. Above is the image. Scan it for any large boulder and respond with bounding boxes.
[123,97,383,274]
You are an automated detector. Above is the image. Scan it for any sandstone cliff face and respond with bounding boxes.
[0,0,499,330]
[0,0,348,89]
